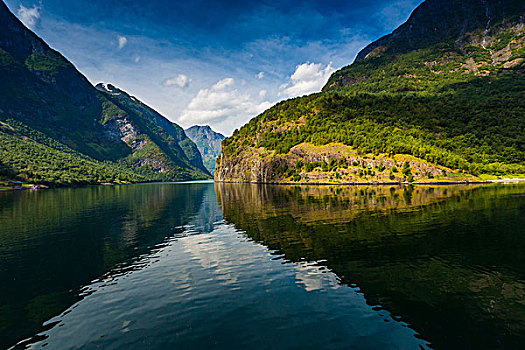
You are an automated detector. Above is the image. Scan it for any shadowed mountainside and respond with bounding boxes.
[0,1,209,185]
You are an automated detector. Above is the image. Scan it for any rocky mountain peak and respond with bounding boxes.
[185,125,225,173]
[324,0,524,91]
[355,0,525,62]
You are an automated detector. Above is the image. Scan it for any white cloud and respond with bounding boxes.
[214,77,234,89]
[17,4,40,30]
[256,71,265,79]
[163,74,191,88]
[178,78,272,127]
[117,35,127,49]
[133,55,141,63]
[259,89,267,98]
[280,62,335,97]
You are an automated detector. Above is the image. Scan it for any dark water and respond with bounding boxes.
[1,182,525,349]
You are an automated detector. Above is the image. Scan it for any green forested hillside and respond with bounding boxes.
[224,75,525,175]
[0,1,210,186]
[217,0,525,183]
[0,119,148,185]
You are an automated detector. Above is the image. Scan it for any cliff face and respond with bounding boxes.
[0,1,210,184]
[185,125,225,173]
[215,142,471,184]
[216,0,525,184]
[215,147,280,183]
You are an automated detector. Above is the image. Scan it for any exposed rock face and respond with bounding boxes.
[185,125,225,173]
[216,143,464,184]
[215,148,279,183]
[102,115,146,150]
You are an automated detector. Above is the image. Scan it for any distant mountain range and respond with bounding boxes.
[217,0,525,184]
[0,1,210,186]
[185,125,225,173]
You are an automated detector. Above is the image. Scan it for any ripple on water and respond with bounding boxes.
[23,224,428,349]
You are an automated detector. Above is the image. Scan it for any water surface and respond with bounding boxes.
[1,182,525,349]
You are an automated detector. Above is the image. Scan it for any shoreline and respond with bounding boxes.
[0,186,45,192]
[214,178,525,186]
[2,178,525,192]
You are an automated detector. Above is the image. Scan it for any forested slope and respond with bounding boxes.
[217,0,525,184]
[0,1,210,185]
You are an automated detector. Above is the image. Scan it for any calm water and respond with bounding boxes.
[1,182,525,349]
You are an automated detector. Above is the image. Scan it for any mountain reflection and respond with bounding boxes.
[216,183,525,349]
[0,183,208,349]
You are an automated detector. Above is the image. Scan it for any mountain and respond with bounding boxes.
[95,83,210,178]
[185,125,225,173]
[0,1,210,185]
[326,0,525,92]
[353,0,525,62]
[216,0,525,184]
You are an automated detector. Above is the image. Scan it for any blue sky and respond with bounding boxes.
[5,0,422,135]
